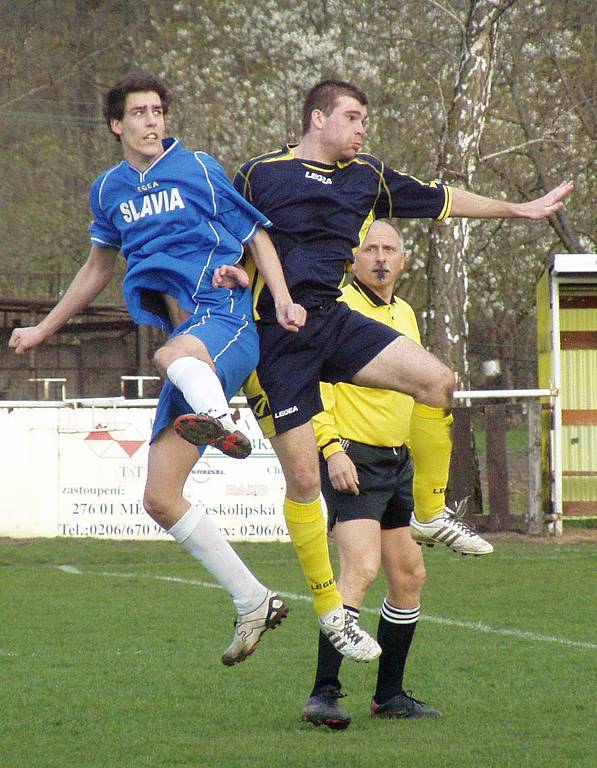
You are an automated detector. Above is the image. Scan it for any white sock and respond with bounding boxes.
[166,357,235,429]
[168,504,268,614]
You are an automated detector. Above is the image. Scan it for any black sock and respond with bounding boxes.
[312,604,358,694]
[374,599,420,704]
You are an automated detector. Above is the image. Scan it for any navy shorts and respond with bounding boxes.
[320,441,414,530]
[244,301,399,437]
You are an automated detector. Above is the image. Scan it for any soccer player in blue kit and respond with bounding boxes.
[8,71,310,666]
[222,79,573,661]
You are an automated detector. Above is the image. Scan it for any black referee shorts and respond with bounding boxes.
[320,440,414,530]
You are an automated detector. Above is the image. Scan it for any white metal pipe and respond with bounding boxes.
[453,389,555,400]
[2,389,558,409]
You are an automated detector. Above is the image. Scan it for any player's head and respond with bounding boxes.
[353,219,406,295]
[302,79,368,161]
[103,71,171,143]
[302,80,368,134]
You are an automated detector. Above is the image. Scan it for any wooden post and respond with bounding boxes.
[485,405,510,530]
[449,407,473,503]
[448,405,484,518]
[527,400,543,535]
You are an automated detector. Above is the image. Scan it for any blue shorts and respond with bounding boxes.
[151,304,259,444]
[244,301,399,437]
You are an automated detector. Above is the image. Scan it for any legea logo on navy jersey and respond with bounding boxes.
[274,406,299,419]
[120,187,185,223]
[305,171,332,185]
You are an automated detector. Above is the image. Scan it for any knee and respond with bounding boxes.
[390,560,426,600]
[340,558,380,601]
[434,365,455,408]
[357,558,381,591]
[403,560,427,594]
[286,463,320,501]
[410,560,427,591]
[143,486,169,528]
[152,345,173,377]
[440,366,455,405]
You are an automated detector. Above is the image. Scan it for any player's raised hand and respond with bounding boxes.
[520,180,574,220]
[275,301,307,333]
[212,264,250,289]
[9,326,46,354]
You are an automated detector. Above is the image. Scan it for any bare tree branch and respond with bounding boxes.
[422,0,466,37]
[510,62,587,254]
[0,35,130,109]
[539,33,597,138]
[479,137,564,162]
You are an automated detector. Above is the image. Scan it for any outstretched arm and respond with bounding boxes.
[9,245,118,354]
[246,228,306,332]
[450,180,573,219]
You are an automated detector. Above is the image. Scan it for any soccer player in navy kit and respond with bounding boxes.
[225,79,573,659]
[8,71,310,666]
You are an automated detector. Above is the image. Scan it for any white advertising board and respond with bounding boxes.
[0,405,289,541]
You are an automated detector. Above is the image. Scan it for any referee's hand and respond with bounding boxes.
[327,452,360,495]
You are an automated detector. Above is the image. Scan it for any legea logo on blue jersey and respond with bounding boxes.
[304,171,332,185]
[120,187,185,223]
[136,181,160,192]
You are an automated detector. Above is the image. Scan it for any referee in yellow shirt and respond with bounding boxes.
[302,219,491,729]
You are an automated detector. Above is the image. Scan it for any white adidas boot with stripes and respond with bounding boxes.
[319,607,381,662]
[409,503,493,556]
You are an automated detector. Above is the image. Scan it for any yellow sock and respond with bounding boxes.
[409,402,453,523]
[283,496,342,617]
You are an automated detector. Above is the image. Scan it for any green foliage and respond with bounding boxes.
[0,537,595,767]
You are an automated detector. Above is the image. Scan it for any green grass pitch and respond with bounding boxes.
[0,536,595,768]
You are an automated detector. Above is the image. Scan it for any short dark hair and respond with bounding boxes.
[302,79,368,135]
[102,71,171,141]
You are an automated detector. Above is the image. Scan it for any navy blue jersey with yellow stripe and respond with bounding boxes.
[234,145,452,321]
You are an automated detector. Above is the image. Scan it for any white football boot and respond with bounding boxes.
[319,607,381,662]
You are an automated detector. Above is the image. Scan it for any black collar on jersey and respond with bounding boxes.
[352,277,396,307]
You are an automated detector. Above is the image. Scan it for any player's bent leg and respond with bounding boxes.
[409,402,453,523]
[410,500,494,556]
[144,424,199,528]
[272,425,380,662]
[351,341,492,556]
[350,335,454,409]
[145,427,288,665]
[153,331,214,374]
[156,335,252,458]
[407,403,491,554]
[302,519,382,729]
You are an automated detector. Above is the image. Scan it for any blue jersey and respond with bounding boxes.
[234,146,451,321]
[89,137,271,331]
